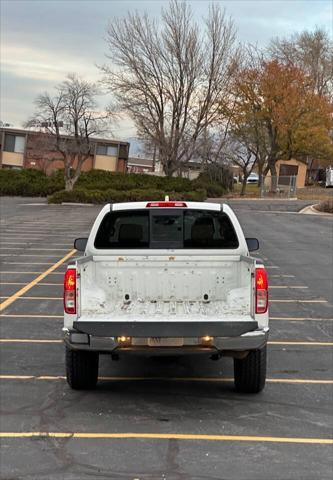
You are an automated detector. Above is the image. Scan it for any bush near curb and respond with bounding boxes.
[315,199,333,213]
[0,169,63,196]
[0,168,224,201]
[48,188,207,204]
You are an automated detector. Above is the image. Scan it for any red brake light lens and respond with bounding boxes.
[255,267,268,314]
[64,268,76,314]
[146,201,187,208]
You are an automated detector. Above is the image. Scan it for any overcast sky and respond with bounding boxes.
[1,0,332,139]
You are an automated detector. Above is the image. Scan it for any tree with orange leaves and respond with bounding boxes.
[231,58,333,190]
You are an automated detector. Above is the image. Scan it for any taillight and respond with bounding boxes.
[64,268,76,314]
[255,267,268,314]
[146,201,187,207]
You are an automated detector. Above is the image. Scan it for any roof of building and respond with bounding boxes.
[0,127,129,146]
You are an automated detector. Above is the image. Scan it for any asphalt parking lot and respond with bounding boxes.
[0,196,332,480]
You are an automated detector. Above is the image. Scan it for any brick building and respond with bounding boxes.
[0,128,129,174]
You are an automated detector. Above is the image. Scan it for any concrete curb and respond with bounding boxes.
[299,204,332,216]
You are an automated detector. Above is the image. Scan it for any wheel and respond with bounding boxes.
[233,346,267,393]
[66,347,99,390]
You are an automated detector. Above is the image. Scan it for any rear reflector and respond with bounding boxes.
[255,267,268,314]
[146,201,187,208]
[64,268,76,314]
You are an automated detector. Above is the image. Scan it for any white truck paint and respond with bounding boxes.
[64,201,269,393]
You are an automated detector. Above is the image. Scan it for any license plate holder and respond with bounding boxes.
[148,337,184,347]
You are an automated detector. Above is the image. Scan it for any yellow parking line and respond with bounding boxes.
[271,317,333,321]
[269,341,333,346]
[0,249,74,311]
[0,431,331,444]
[0,375,332,385]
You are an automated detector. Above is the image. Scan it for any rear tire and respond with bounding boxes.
[234,346,267,393]
[66,347,99,390]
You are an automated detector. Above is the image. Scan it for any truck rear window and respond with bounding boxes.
[94,209,239,249]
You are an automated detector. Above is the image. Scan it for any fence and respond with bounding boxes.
[260,176,297,199]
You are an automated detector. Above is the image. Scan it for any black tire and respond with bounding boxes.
[234,346,267,393]
[66,347,99,390]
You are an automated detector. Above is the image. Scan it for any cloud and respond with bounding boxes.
[1,0,332,135]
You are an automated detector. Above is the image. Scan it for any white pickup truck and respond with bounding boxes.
[63,201,269,393]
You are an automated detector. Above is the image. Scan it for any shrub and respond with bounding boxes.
[315,199,333,213]
[48,187,207,204]
[0,169,63,196]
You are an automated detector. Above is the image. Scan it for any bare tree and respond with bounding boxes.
[27,74,111,191]
[101,0,239,176]
[269,28,333,99]
[223,134,257,196]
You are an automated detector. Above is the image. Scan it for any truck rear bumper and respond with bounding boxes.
[63,323,269,354]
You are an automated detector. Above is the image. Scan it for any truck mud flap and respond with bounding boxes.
[73,321,258,338]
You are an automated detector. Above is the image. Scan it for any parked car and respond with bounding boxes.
[246,173,259,184]
[64,201,269,393]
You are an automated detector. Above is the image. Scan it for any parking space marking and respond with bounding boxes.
[269,341,333,346]
[0,432,332,444]
[0,249,75,311]
[1,375,332,385]
[265,266,280,269]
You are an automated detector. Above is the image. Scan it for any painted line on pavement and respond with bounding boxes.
[0,432,332,444]
[0,249,75,311]
[0,375,332,385]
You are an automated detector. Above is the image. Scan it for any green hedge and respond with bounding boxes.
[0,169,63,196]
[48,188,207,204]
[0,168,225,201]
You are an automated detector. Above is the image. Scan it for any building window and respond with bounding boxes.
[4,134,25,153]
[96,144,118,156]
